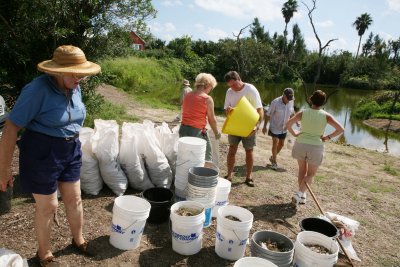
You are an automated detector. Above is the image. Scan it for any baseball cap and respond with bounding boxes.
[283,88,294,101]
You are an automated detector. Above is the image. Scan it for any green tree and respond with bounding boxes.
[389,38,400,64]
[249,18,271,43]
[282,0,298,38]
[353,13,373,59]
[280,0,298,71]
[0,0,156,89]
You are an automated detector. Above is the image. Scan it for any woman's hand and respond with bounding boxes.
[0,170,13,192]
[321,135,331,142]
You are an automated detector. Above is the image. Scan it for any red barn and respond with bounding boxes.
[130,31,145,51]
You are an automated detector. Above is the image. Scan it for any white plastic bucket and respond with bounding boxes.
[212,177,231,218]
[215,205,254,261]
[234,257,278,267]
[293,231,339,267]
[109,195,151,250]
[170,201,205,255]
[175,137,207,196]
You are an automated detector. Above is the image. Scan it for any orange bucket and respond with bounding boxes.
[222,96,260,137]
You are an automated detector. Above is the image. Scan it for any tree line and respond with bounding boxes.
[1,0,400,95]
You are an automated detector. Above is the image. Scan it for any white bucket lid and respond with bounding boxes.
[178,136,207,147]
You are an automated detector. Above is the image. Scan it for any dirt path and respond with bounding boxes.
[1,84,399,267]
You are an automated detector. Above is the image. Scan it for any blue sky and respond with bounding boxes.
[149,0,400,54]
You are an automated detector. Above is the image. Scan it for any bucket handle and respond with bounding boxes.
[114,219,139,232]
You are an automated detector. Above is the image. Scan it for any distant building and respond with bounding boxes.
[130,31,145,51]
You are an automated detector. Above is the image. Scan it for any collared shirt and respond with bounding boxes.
[8,74,85,137]
[266,96,294,134]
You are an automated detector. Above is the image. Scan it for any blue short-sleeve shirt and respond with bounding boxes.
[8,74,86,137]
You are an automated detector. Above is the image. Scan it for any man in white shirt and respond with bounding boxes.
[224,71,264,187]
[262,88,295,170]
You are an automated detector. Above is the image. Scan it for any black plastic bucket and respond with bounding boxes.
[0,185,13,215]
[299,217,339,238]
[141,187,174,224]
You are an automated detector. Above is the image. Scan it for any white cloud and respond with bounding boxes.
[149,22,176,33]
[195,23,205,31]
[194,0,282,22]
[206,28,229,41]
[315,20,334,28]
[380,31,394,41]
[165,22,177,32]
[387,0,400,12]
[161,0,183,7]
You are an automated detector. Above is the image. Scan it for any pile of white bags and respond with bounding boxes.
[79,119,178,195]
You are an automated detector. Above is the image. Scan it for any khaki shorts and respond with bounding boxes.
[228,134,256,150]
[291,141,324,166]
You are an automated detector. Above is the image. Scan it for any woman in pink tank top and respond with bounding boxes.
[179,73,221,161]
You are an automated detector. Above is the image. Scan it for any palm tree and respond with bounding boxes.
[282,0,298,38]
[280,0,298,71]
[353,13,373,58]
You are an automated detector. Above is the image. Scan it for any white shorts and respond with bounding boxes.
[291,141,324,166]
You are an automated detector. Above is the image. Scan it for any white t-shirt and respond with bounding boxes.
[266,96,294,134]
[224,83,263,110]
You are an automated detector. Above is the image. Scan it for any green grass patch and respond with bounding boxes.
[368,184,395,193]
[84,101,138,128]
[314,175,326,183]
[383,164,399,176]
[100,56,186,109]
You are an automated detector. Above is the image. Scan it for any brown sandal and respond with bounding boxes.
[245,178,255,187]
[36,252,61,267]
[224,175,232,182]
[72,239,95,257]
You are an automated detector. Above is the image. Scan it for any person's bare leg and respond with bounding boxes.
[276,138,285,156]
[297,159,307,190]
[33,192,58,260]
[299,164,319,193]
[271,137,279,163]
[226,145,238,180]
[59,180,85,245]
[245,149,254,180]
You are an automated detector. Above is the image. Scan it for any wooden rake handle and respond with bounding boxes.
[305,182,355,267]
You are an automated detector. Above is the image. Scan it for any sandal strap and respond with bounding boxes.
[37,252,59,267]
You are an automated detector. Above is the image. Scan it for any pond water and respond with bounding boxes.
[212,83,400,157]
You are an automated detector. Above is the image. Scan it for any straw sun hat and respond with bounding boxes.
[37,45,101,76]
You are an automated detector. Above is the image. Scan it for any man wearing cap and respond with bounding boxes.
[175,79,192,122]
[262,88,295,170]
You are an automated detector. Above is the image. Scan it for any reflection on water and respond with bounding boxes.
[212,84,400,156]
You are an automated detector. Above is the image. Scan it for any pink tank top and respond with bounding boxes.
[181,92,208,129]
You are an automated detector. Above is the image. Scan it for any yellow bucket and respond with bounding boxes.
[222,96,260,137]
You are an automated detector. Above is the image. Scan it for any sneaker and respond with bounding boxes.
[291,192,301,207]
[271,162,278,170]
[299,192,306,204]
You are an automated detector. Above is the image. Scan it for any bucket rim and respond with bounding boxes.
[251,230,294,254]
[299,217,339,238]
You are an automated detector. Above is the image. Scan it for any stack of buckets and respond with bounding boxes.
[187,166,218,227]
[174,137,207,201]
[109,195,151,250]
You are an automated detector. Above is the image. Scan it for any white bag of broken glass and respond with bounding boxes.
[79,119,177,195]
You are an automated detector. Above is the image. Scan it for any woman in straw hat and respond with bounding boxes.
[0,45,100,266]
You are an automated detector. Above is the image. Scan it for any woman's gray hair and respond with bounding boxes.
[195,73,217,90]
